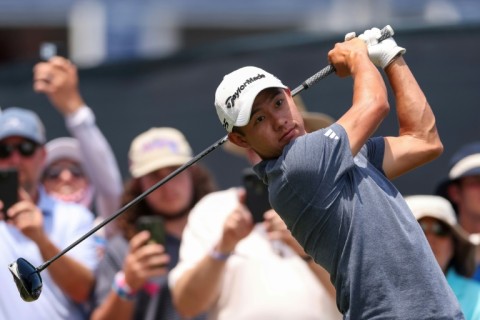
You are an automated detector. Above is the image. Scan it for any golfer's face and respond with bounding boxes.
[241,88,306,159]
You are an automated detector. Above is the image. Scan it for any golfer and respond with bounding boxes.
[214,28,464,319]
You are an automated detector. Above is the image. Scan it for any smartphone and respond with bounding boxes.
[0,168,18,219]
[136,215,166,245]
[243,168,271,223]
[39,42,67,61]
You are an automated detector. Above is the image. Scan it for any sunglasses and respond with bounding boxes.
[419,220,451,237]
[43,165,84,180]
[8,258,43,302]
[0,141,38,159]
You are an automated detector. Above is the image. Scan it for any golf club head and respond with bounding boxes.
[8,258,43,302]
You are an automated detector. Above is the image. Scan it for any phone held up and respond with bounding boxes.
[0,168,19,220]
[39,42,67,61]
[243,168,271,223]
[136,215,166,246]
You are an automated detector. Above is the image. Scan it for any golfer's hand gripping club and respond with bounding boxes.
[291,25,394,96]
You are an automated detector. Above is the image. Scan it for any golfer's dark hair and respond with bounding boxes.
[116,164,217,239]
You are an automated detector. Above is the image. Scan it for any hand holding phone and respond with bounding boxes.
[243,168,271,223]
[136,216,166,245]
[0,168,19,220]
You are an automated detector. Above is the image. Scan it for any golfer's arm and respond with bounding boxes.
[172,255,226,317]
[36,235,94,303]
[337,55,389,156]
[90,292,135,320]
[382,57,443,180]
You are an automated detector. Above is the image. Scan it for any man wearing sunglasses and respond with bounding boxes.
[0,107,98,320]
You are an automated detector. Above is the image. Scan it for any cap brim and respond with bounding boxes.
[0,130,43,144]
[130,156,192,178]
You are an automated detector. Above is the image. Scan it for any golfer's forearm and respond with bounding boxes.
[385,58,443,167]
[173,257,226,317]
[90,293,135,320]
[36,236,94,302]
[386,58,440,145]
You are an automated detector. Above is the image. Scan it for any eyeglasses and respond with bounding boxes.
[419,220,451,237]
[0,141,38,159]
[8,258,43,302]
[43,165,85,180]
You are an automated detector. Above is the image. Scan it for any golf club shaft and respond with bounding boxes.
[37,135,229,272]
[35,25,394,272]
[291,25,394,96]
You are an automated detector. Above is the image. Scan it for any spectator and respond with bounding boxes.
[211,27,464,317]
[435,142,480,281]
[170,99,341,319]
[405,195,480,320]
[91,127,216,320]
[0,107,98,319]
[34,56,123,238]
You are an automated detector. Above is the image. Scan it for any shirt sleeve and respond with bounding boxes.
[169,190,236,289]
[59,203,99,271]
[92,236,127,307]
[363,136,386,175]
[65,106,123,221]
[281,124,355,209]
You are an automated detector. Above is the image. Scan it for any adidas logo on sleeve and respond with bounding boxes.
[324,128,339,140]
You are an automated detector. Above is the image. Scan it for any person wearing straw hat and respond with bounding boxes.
[405,195,480,320]
[169,101,341,319]
[91,127,216,320]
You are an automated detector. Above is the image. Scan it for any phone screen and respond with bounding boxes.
[39,42,67,61]
[0,168,18,218]
[243,168,271,223]
[136,215,166,245]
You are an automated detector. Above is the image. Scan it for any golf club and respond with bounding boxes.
[8,25,394,302]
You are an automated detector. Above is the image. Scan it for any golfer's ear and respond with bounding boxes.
[228,132,250,149]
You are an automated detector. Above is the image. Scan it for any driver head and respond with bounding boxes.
[8,258,43,302]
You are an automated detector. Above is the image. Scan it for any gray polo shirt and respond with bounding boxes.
[255,124,464,319]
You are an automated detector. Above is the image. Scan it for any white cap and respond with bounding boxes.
[45,137,83,168]
[128,127,193,178]
[215,66,287,132]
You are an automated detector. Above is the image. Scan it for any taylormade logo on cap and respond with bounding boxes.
[224,73,266,109]
[215,66,287,132]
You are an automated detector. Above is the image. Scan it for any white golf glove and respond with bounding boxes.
[362,27,406,68]
[345,27,406,69]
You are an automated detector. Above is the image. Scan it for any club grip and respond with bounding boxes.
[291,25,394,97]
